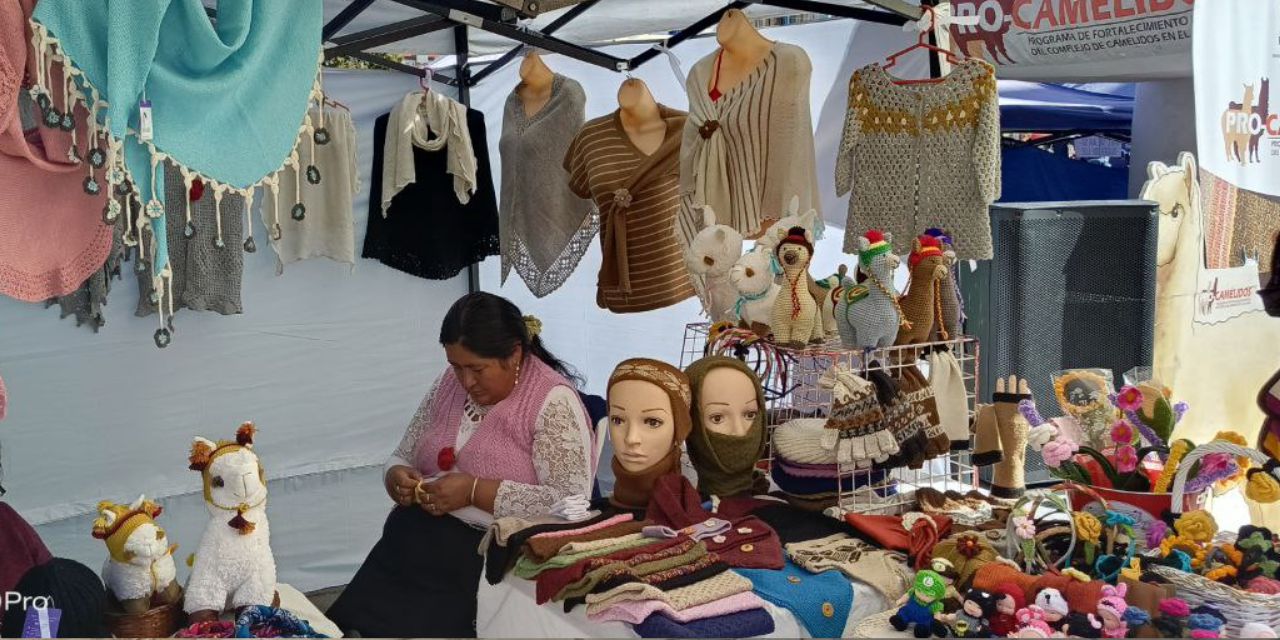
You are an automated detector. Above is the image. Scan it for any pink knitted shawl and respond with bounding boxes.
[0,0,110,302]
[415,356,585,484]
[587,591,767,625]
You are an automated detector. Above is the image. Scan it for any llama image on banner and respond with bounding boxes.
[1221,82,1259,165]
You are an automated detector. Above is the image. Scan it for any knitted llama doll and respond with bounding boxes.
[896,235,950,346]
[925,228,963,340]
[184,422,277,620]
[92,495,182,613]
[687,205,744,323]
[730,246,781,336]
[835,230,904,349]
[770,226,823,347]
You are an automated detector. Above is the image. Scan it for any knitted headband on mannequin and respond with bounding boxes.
[608,359,692,443]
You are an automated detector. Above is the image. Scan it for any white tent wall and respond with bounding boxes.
[2,70,459,592]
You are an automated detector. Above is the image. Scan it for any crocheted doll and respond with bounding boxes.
[834,230,903,349]
[890,569,948,638]
[770,226,824,347]
[1032,587,1070,633]
[687,205,744,323]
[989,581,1027,636]
[185,423,278,621]
[972,375,1031,498]
[92,495,182,613]
[1093,583,1128,638]
[924,228,963,340]
[938,588,1000,638]
[1009,606,1055,638]
[729,246,780,336]
[1187,605,1227,638]
[896,235,950,346]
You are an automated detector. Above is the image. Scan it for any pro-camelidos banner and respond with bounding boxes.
[1194,1,1280,197]
[945,0,1194,80]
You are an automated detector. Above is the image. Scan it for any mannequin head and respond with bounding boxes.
[715,8,768,51]
[616,77,655,112]
[607,359,691,509]
[519,50,553,86]
[683,356,768,496]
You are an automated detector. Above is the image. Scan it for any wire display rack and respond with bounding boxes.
[679,323,982,516]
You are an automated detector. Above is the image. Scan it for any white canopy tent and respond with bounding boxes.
[2,0,1200,594]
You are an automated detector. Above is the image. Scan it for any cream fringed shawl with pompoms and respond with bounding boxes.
[28,0,322,341]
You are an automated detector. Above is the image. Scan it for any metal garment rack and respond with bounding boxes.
[284,0,941,291]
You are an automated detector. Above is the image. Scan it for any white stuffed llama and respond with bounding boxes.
[756,195,824,254]
[686,205,744,323]
[730,247,781,335]
[185,422,277,619]
[92,495,181,613]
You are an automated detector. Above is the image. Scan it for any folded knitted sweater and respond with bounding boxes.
[527,512,631,542]
[634,605,775,638]
[585,570,753,616]
[567,557,729,613]
[523,520,649,563]
[484,511,616,584]
[646,474,783,569]
[785,533,912,601]
[536,537,685,604]
[556,540,705,602]
[587,589,767,625]
[737,560,852,639]
[514,533,655,579]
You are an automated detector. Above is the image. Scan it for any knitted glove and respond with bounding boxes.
[928,351,971,450]
[898,364,949,459]
[972,404,1003,467]
[991,376,1031,499]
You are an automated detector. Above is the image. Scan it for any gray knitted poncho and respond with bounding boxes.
[498,74,596,297]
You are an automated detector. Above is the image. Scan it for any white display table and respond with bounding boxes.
[477,573,887,638]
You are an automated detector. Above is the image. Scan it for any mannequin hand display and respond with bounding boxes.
[385,465,422,507]
[418,472,475,515]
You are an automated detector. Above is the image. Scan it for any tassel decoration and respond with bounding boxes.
[228,506,256,535]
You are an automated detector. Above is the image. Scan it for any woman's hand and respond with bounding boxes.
[385,465,422,507]
[418,473,475,515]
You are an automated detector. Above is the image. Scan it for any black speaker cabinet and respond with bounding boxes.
[961,201,1159,487]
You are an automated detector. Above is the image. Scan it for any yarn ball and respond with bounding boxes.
[1188,613,1225,632]
[1123,607,1151,627]
[0,558,109,638]
[1247,577,1280,594]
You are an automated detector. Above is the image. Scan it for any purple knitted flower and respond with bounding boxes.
[1019,398,1046,426]
[1145,521,1169,548]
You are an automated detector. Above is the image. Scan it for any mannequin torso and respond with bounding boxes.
[616,78,666,156]
[708,9,775,99]
[517,52,555,118]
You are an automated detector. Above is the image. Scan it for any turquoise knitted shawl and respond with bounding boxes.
[31,0,320,338]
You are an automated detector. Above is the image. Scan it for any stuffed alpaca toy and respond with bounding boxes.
[686,205,744,323]
[770,226,824,347]
[834,230,904,349]
[896,235,951,346]
[92,495,182,613]
[184,422,277,621]
[756,195,824,254]
[813,267,845,338]
[730,246,781,336]
[924,228,963,340]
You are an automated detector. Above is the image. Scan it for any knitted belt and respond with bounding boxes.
[600,188,633,295]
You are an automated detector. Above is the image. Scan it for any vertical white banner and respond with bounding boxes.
[1194,0,1280,196]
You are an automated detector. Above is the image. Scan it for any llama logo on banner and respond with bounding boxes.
[1195,3,1280,196]
[944,0,1192,79]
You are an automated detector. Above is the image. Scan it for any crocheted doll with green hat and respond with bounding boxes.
[684,355,769,497]
[834,230,904,349]
[891,569,949,638]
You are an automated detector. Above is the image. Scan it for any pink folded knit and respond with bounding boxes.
[0,0,111,302]
[588,591,767,625]
[776,459,841,479]
[530,513,634,541]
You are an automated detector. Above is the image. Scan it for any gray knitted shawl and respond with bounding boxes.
[499,74,596,297]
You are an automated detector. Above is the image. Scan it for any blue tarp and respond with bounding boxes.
[999,81,1135,133]
[999,145,1128,202]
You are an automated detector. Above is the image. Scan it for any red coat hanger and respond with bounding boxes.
[882,6,962,85]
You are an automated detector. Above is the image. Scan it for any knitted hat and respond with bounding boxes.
[608,359,691,510]
[908,234,945,269]
[683,356,768,498]
[858,230,892,267]
[913,569,948,602]
[924,227,954,248]
[1,558,109,638]
[824,365,885,433]
[774,226,813,257]
[964,589,1001,618]
[90,498,164,563]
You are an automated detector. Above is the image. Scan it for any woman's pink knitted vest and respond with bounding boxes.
[415,356,579,484]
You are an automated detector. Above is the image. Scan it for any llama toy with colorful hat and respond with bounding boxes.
[834,230,905,349]
[92,495,182,613]
[184,422,277,622]
[896,234,951,346]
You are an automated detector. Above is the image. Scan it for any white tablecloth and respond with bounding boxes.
[477,573,887,638]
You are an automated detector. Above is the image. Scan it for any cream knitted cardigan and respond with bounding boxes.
[585,570,753,616]
[835,59,1000,260]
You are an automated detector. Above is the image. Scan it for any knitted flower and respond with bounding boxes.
[438,446,457,472]
[1075,512,1103,545]
[1027,424,1058,451]
[1116,385,1144,411]
[1146,520,1170,549]
[1105,510,1136,529]
[1159,598,1190,618]
[1155,439,1194,493]
[1123,607,1151,628]
[1246,469,1280,503]
[1175,511,1218,544]
[1246,577,1280,594]
[955,533,983,558]
[1114,445,1139,473]
[1013,515,1036,540]
[1042,437,1079,468]
[1212,431,1253,492]
[1110,420,1136,445]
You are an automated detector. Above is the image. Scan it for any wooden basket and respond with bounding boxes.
[1151,442,1280,635]
[103,599,185,639]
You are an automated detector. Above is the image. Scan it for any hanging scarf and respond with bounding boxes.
[683,356,768,497]
[382,90,476,216]
[30,0,322,341]
[0,0,111,303]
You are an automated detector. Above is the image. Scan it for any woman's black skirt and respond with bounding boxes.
[326,506,485,638]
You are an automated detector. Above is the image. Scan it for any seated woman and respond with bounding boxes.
[327,292,594,638]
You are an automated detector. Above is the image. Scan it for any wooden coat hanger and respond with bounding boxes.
[883,6,961,85]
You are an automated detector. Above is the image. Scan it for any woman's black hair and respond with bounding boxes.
[439,292,582,386]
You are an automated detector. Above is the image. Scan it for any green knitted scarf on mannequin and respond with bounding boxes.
[684,356,768,497]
